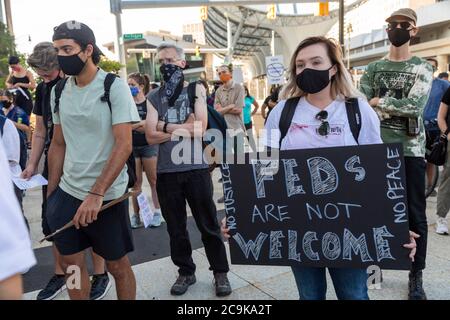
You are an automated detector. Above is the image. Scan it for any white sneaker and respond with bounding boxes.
[150,211,162,227]
[130,214,143,229]
[436,217,449,235]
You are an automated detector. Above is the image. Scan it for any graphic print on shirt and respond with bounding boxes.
[161,91,192,124]
[283,120,346,150]
[373,70,416,131]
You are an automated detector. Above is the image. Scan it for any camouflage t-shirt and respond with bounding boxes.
[359,56,433,157]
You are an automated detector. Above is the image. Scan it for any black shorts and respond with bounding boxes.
[41,158,52,238]
[45,187,134,260]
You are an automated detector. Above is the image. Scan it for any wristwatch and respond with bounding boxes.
[163,122,169,133]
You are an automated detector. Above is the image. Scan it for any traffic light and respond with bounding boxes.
[318,1,329,17]
[195,45,200,57]
[200,6,208,21]
[267,4,276,20]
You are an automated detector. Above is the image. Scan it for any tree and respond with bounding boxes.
[0,22,16,89]
[99,56,123,74]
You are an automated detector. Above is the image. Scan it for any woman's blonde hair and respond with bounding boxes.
[279,36,361,101]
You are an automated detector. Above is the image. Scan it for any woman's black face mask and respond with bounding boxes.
[296,65,334,94]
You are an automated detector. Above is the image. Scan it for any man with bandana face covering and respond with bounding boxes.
[360,8,433,300]
[146,43,232,297]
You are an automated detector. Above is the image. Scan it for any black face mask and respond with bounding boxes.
[58,51,86,76]
[387,28,411,47]
[296,66,334,94]
[160,63,184,106]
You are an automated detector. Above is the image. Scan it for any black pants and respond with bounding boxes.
[405,157,428,272]
[157,169,229,276]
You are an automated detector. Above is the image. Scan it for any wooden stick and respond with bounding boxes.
[39,191,135,243]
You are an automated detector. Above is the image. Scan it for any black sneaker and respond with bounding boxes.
[90,273,112,300]
[36,275,66,300]
[408,270,427,300]
[170,274,196,296]
[214,273,232,297]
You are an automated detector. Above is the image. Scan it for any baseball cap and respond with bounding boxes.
[52,21,104,56]
[386,8,417,25]
[8,56,20,65]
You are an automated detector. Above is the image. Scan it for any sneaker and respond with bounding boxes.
[214,273,232,297]
[428,188,437,197]
[170,274,196,296]
[408,271,427,300]
[130,214,143,229]
[150,212,162,228]
[218,178,223,183]
[217,196,225,203]
[36,275,66,300]
[436,217,449,235]
[90,273,112,300]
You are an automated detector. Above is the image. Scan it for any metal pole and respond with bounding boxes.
[226,13,232,64]
[271,30,275,56]
[114,12,127,78]
[339,0,344,56]
[4,0,13,36]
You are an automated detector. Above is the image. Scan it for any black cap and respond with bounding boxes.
[53,21,103,56]
[8,56,19,65]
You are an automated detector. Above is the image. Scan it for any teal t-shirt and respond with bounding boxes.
[51,69,140,201]
[243,96,255,125]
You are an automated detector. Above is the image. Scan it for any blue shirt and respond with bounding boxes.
[423,78,450,121]
[243,96,255,125]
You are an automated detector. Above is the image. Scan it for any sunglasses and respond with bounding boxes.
[387,21,413,30]
[316,110,330,136]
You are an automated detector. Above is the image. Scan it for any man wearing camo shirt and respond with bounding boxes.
[360,8,433,300]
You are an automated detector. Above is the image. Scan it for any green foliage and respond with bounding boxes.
[99,56,123,74]
[0,22,16,89]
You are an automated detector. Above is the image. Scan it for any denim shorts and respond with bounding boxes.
[133,144,158,159]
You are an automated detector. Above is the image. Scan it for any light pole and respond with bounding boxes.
[346,22,353,69]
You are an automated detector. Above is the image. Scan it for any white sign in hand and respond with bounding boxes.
[13,174,48,190]
[137,193,154,228]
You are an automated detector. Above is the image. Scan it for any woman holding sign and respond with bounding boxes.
[222,36,419,300]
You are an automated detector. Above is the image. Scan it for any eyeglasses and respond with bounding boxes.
[387,21,413,30]
[316,110,330,136]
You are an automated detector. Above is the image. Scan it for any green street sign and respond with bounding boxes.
[123,33,144,41]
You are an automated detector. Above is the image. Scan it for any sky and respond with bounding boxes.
[10,0,202,59]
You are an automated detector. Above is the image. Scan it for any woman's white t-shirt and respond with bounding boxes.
[0,139,36,282]
[264,96,382,150]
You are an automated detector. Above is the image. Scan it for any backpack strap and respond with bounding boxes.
[0,115,6,136]
[278,97,301,147]
[187,81,198,111]
[53,77,69,114]
[101,73,117,112]
[345,97,361,145]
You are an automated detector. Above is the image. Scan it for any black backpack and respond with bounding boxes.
[54,73,137,189]
[278,97,362,147]
[0,114,27,170]
[187,81,228,166]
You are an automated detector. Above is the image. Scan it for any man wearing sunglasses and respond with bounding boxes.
[360,8,433,300]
